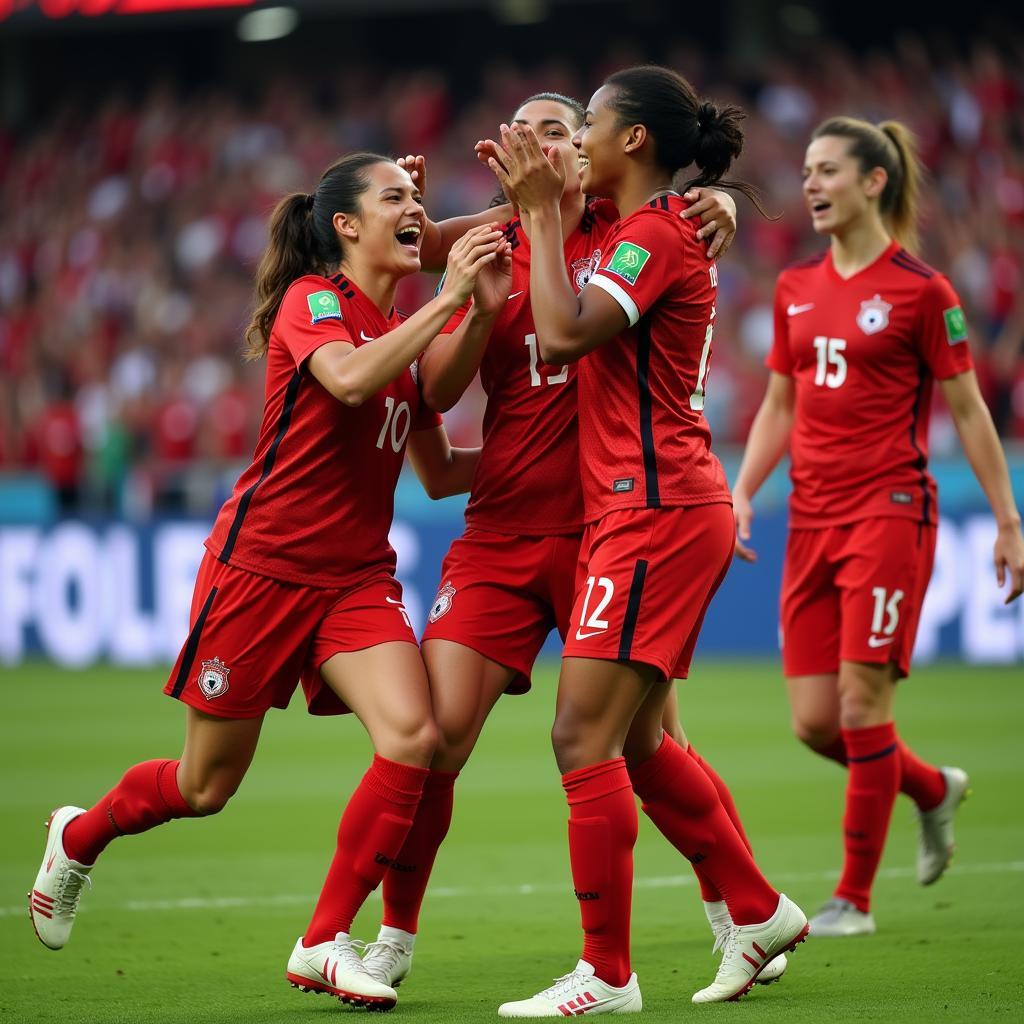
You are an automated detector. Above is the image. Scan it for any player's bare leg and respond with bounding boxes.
[363,640,516,988]
[288,643,437,1009]
[31,708,263,950]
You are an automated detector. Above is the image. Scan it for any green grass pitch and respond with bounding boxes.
[1,659,1021,1022]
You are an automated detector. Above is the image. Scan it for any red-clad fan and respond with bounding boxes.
[483,67,808,1015]
[733,117,1024,937]
[355,96,752,995]
[27,152,510,1010]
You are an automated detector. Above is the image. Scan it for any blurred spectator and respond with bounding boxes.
[1,32,1022,513]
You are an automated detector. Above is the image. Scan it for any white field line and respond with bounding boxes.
[5,860,1023,918]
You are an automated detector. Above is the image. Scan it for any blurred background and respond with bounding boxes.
[1,0,1022,668]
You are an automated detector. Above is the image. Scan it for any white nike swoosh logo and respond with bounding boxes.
[787,303,815,316]
[574,629,607,641]
[360,331,375,341]
[507,291,524,301]
[385,596,405,606]
[867,635,896,648]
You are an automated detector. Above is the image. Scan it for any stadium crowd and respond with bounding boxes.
[1,33,1022,512]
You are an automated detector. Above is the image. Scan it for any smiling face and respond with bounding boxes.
[802,134,886,237]
[335,161,425,276]
[572,85,630,199]
[512,98,584,200]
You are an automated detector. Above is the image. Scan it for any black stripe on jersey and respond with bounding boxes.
[169,586,219,698]
[891,252,933,279]
[908,358,931,523]
[659,195,670,210]
[618,559,649,662]
[503,219,522,250]
[218,369,303,564]
[636,318,661,507]
[328,274,356,299]
[580,202,596,235]
[786,252,827,271]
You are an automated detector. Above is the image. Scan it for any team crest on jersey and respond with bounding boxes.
[197,657,231,700]
[856,294,892,335]
[570,248,602,291]
[409,360,419,384]
[428,581,456,623]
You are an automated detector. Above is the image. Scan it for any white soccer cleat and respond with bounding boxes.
[359,930,414,988]
[704,899,787,985]
[691,894,807,1003]
[917,766,970,885]
[28,806,92,951]
[808,898,876,937]
[286,932,398,1010]
[498,959,642,1017]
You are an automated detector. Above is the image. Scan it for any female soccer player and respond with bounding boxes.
[28,152,510,1010]
[732,117,1024,937]
[479,67,809,1013]
[357,94,765,998]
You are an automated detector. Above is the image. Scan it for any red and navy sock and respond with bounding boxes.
[563,758,637,988]
[834,723,900,912]
[810,734,944,811]
[381,768,458,934]
[304,755,428,947]
[629,734,778,925]
[62,759,198,865]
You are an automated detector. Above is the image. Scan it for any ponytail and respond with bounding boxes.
[243,152,391,360]
[603,66,768,216]
[812,116,924,253]
[244,193,324,360]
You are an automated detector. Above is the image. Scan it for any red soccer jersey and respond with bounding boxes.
[206,273,441,587]
[441,199,618,535]
[579,193,731,522]
[767,241,974,527]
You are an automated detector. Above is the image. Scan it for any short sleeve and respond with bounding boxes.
[587,211,682,326]
[275,279,354,369]
[765,280,794,376]
[914,275,974,380]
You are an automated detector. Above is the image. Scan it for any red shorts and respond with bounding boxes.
[420,528,581,693]
[163,551,418,719]
[561,504,734,680]
[780,518,936,678]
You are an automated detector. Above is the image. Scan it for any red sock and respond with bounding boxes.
[563,758,636,988]
[686,745,753,902]
[835,723,900,912]
[896,738,946,811]
[811,735,944,811]
[628,735,777,925]
[304,755,429,946]
[62,759,197,864]
[381,769,458,933]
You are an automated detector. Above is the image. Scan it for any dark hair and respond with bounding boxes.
[244,152,391,360]
[602,64,766,214]
[513,91,586,131]
[811,116,923,253]
[490,91,587,208]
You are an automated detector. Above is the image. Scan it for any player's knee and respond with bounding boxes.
[180,779,237,816]
[381,719,438,767]
[433,720,476,772]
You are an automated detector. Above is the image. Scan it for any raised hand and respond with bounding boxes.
[439,224,506,304]
[472,235,513,317]
[479,123,565,213]
[397,154,427,196]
